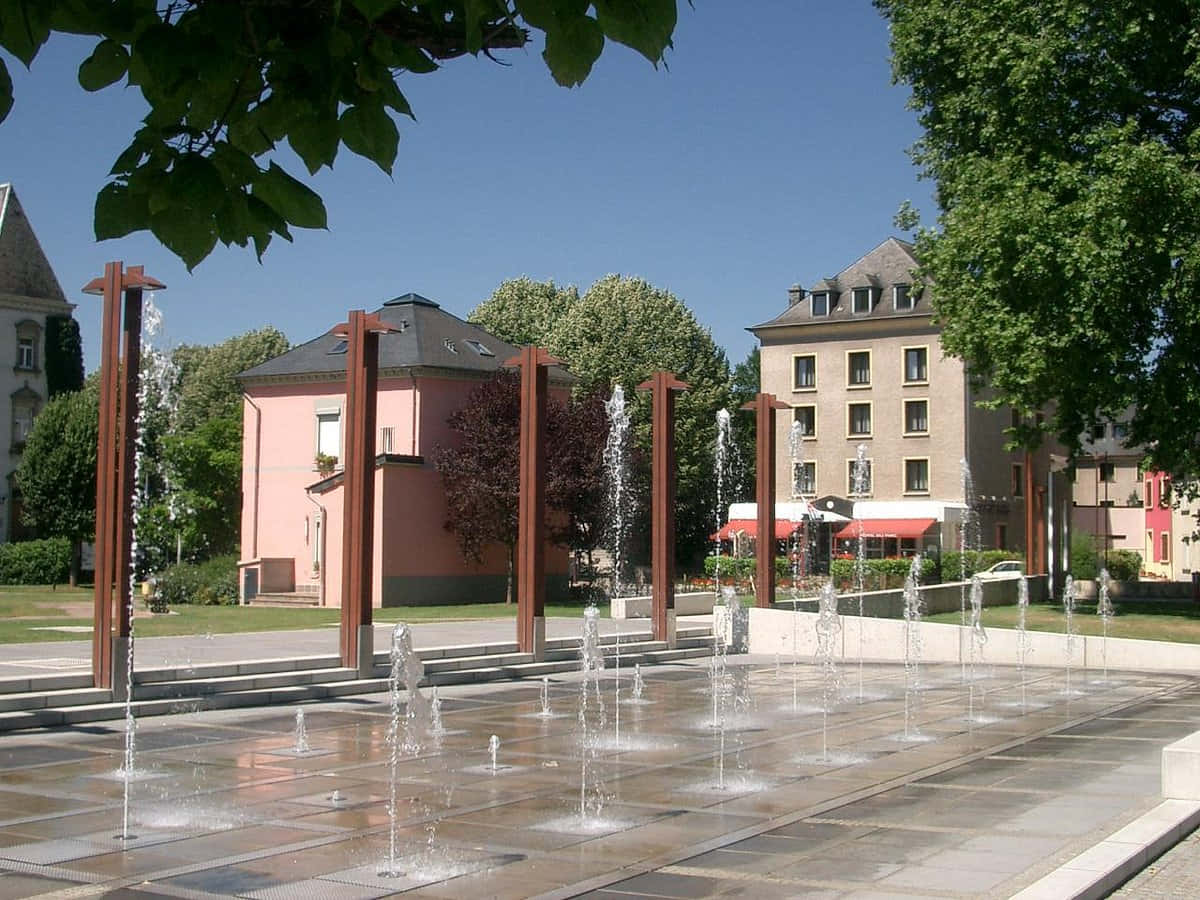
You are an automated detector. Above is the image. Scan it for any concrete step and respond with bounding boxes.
[134,667,360,701]
[249,593,321,608]
[0,687,111,712]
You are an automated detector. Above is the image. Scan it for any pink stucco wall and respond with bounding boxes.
[240,372,569,606]
[1145,471,1172,572]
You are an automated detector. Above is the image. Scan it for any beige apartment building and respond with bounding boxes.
[751,238,1067,573]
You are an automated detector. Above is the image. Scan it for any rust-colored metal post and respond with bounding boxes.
[743,393,788,607]
[90,262,122,688]
[507,347,559,659]
[638,372,688,646]
[1035,485,1047,576]
[337,311,392,674]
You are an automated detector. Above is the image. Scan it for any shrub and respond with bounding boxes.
[1070,532,1099,580]
[940,549,1024,583]
[830,556,937,591]
[1101,549,1141,583]
[0,537,71,584]
[155,555,238,606]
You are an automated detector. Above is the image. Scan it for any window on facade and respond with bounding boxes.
[811,292,830,317]
[904,399,928,434]
[1161,480,1172,507]
[11,401,36,448]
[379,426,395,453]
[848,351,871,386]
[316,411,341,461]
[16,338,35,370]
[905,459,929,493]
[848,402,872,436]
[893,283,913,310]
[852,288,872,314]
[1112,422,1129,441]
[793,355,816,390]
[464,339,494,356]
[1145,481,1153,509]
[904,347,928,383]
[1090,424,1106,441]
[793,405,816,438]
[848,459,872,495]
[1012,463,1024,497]
[14,321,39,372]
[793,461,816,495]
[996,523,1008,549]
[1161,531,1170,562]
[1099,462,1115,482]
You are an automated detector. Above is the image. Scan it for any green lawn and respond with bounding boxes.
[926,601,1200,645]
[0,585,610,644]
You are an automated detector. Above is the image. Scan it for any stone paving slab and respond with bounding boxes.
[0,659,1194,898]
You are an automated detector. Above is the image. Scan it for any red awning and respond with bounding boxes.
[710,519,804,541]
[835,518,938,540]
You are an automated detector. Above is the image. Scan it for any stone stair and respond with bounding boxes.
[249,586,320,608]
[0,625,713,732]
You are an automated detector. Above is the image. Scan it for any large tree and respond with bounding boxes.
[471,274,733,565]
[14,383,98,585]
[44,316,84,398]
[878,0,1200,479]
[469,277,579,347]
[0,1,679,268]
[432,372,606,602]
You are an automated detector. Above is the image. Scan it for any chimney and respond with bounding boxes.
[787,283,804,307]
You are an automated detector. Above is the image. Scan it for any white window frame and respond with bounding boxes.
[903,457,931,495]
[903,398,929,435]
[847,401,873,438]
[792,354,817,391]
[792,460,817,496]
[379,425,395,454]
[893,283,913,311]
[793,404,817,439]
[846,349,872,389]
[851,287,873,315]
[902,344,929,385]
[811,292,830,317]
[315,406,342,465]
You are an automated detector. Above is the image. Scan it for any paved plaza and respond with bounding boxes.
[0,653,1196,898]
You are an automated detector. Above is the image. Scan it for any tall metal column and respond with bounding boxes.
[638,372,688,646]
[336,311,392,674]
[1024,449,1036,578]
[506,347,558,659]
[744,393,788,607]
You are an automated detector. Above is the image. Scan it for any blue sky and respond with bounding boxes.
[0,1,935,373]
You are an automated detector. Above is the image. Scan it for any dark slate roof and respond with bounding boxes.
[0,184,69,303]
[751,237,927,332]
[239,294,573,382]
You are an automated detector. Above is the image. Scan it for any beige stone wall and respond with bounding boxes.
[761,317,969,503]
[1072,455,1143,507]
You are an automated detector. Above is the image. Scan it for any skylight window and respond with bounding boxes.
[327,339,348,355]
[464,339,494,356]
[443,338,458,353]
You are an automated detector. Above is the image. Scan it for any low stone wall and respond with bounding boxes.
[611,591,717,620]
[1074,579,1195,601]
[773,575,1047,619]
[748,602,1200,672]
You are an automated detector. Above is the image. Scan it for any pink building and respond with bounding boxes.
[1143,470,1173,578]
[237,293,571,607]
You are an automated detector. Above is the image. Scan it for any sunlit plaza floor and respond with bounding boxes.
[0,656,1197,899]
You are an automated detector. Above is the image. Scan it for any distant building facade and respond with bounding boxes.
[237,293,571,607]
[0,184,76,542]
[751,238,1069,579]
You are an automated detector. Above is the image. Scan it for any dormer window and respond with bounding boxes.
[464,339,494,357]
[811,292,831,317]
[893,284,913,310]
[852,288,873,315]
[327,339,348,355]
[443,338,458,353]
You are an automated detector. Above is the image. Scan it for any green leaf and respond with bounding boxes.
[0,0,52,66]
[542,14,605,87]
[94,182,148,240]
[78,38,129,91]
[340,102,399,173]
[594,0,676,63]
[150,208,218,271]
[251,163,328,230]
[0,58,11,124]
[351,0,401,23]
[288,112,341,174]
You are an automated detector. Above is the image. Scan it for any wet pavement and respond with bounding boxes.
[0,657,1196,898]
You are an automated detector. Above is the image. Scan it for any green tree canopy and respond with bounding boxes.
[879,0,1200,478]
[0,1,679,268]
[44,316,84,398]
[470,274,733,564]
[174,327,290,430]
[469,277,579,347]
[14,383,98,584]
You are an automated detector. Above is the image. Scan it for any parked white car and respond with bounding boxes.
[976,560,1024,580]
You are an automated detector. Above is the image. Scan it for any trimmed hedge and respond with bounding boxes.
[154,555,238,607]
[939,549,1023,583]
[831,556,938,591]
[1100,549,1141,583]
[703,556,791,582]
[0,537,71,584]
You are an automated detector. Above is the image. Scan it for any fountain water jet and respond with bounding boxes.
[379,623,426,878]
[604,386,632,598]
[815,583,842,761]
[578,606,608,823]
[851,444,869,703]
[1063,575,1078,698]
[488,735,500,774]
[967,575,988,725]
[902,555,924,740]
[959,459,980,683]
[293,708,310,754]
[1097,567,1113,683]
[1017,577,1033,711]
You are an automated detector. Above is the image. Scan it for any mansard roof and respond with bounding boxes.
[751,237,927,332]
[239,293,574,383]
